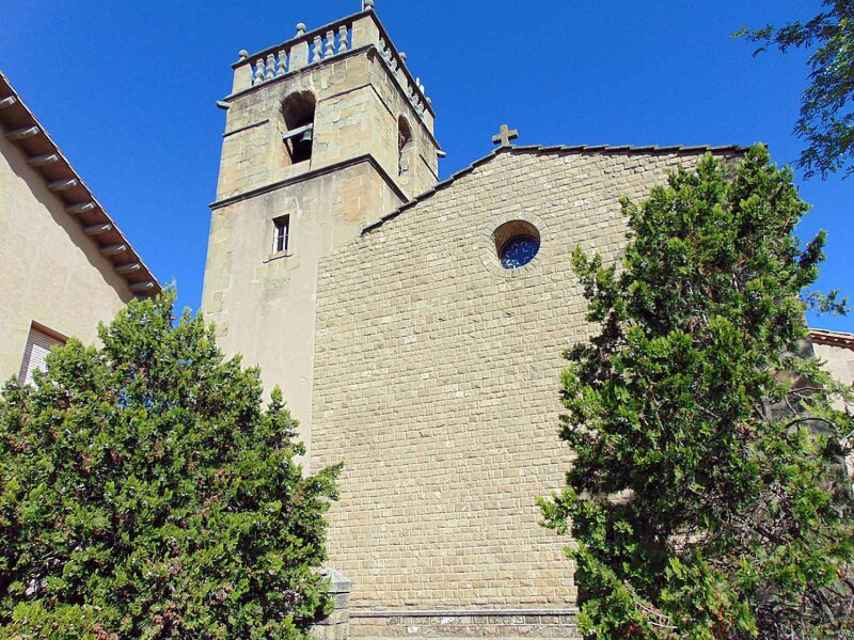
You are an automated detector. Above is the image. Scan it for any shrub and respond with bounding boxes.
[541,146,853,638]
[0,294,340,639]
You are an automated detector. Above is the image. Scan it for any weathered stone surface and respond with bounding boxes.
[311,569,354,640]
[350,610,580,639]
[813,340,854,393]
[311,148,741,614]
[217,48,437,203]
[203,39,439,461]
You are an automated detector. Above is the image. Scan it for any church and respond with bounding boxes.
[199,3,854,639]
[2,2,852,639]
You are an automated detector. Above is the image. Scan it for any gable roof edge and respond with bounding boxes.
[361,143,749,236]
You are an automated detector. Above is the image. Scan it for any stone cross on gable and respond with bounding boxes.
[491,124,519,148]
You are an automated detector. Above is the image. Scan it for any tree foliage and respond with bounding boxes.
[0,294,340,639]
[737,0,854,179]
[541,146,854,639]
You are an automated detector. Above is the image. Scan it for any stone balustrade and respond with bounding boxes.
[247,21,353,87]
[376,37,430,118]
[230,6,433,124]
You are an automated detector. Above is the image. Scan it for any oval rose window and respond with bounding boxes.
[494,220,540,269]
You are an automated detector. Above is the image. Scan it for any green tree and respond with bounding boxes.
[0,294,340,639]
[737,0,853,179]
[540,146,854,639]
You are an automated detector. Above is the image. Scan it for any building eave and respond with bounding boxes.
[0,72,160,298]
[809,328,854,352]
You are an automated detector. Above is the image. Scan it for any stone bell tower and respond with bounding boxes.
[202,1,440,459]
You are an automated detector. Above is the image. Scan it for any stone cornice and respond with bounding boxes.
[208,153,407,211]
[809,328,854,351]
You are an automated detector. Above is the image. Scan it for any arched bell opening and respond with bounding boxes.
[282,91,316,164]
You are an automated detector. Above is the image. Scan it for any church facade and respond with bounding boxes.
[308,145,746,637]
[200,4,849,639]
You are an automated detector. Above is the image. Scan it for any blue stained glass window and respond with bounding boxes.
[500,236,540,269]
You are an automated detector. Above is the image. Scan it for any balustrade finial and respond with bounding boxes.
[363,0,375,10]
[296,22,306,36]
[399,51,407,63]
[238,49,249,61]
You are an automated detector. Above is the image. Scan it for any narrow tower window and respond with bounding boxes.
[398,116,412,176]
[273,215,290,253]
[282,91,316,164]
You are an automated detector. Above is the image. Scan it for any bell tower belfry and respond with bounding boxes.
[202,1,440,460]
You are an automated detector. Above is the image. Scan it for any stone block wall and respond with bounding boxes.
[311,148,741,626]
[350,610,579,639]
[364,49,438,199]
[217,48,437,203]
[206,34,442,463]
[202,160,403,460]
[810,335,854,486]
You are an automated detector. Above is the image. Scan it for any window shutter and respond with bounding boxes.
[19,325,65,386]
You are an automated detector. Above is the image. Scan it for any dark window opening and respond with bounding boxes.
[282,91,316,164]
[398,115,412,176]
[273,215,290,253]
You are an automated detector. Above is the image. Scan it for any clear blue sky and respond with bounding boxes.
[3,1,851,331]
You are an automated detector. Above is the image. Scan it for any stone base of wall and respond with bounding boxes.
[310,570,353,640]
[350,609,580,639]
